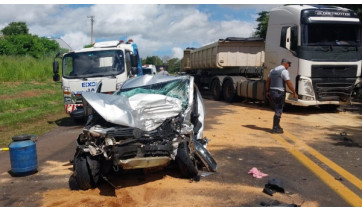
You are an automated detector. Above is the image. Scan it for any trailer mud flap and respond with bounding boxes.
[193,139,217,172]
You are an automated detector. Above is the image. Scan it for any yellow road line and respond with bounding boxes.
[283,131,362,190]
[272,134,362,206]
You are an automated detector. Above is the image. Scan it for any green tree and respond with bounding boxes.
[143,56,163,66]
[0,22,59,58]
[83,44,94,48]
[0,39,16,55]
[166,58,180,74]
[254,11,269,40]
[1,22,29,36]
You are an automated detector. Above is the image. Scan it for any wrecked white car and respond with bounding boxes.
[73,75,217,190]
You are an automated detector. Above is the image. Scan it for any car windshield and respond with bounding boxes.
[303,23,360,46]
[62,50,124,78]
[118,78,190,112]
[142,68,153,75]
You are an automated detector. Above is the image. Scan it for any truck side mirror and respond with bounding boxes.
[53,61,60,82]
[53,73,60,81]
[130,54,139,68]
[55,51,61,58]
[130,67,138,75]
[285,27,291,50]
[53,61,59,74]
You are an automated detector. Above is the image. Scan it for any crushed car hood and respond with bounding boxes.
[82,75,205,135]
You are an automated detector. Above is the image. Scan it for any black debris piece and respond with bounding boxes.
[263,186,275,196]
[263,178,285,196]
[334,177,343,181]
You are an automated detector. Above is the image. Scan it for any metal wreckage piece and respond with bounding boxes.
[73,75,217,190]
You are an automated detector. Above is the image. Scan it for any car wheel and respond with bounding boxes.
[73,153,100,190]
[176,142,198,178]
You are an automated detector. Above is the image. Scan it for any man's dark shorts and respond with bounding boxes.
[269,89,285,117]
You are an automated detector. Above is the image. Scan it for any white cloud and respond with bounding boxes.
[0,4,262,58]
[61,32,90,50]
[172,47,184,59]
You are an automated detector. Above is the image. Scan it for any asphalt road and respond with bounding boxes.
[0,96,361,207]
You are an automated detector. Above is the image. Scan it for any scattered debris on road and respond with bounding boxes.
[336,131,361,148]
[248,167,268,179]
[263,178,285,196]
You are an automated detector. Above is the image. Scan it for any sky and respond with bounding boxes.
[0,2,284,59]
[0,1,357,59]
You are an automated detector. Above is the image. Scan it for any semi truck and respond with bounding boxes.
[181,5,362,107]
[53,39,143,119]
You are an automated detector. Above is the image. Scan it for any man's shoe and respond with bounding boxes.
[272,127,283,134]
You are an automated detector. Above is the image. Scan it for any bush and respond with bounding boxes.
[3,34,59,58]
[1,22,60,58]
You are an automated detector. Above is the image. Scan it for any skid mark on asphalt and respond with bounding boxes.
[272,133,362,206]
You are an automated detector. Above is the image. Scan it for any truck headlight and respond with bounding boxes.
[298,77,315,101]
[63,86,71,96]
[116,82,123,91]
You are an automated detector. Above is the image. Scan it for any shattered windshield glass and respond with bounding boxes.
[62,50,124,78]
[82,76,192,131]
[303,23,360,46]
[117,79,190,112]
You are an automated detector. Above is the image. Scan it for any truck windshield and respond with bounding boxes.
[303,23,360,46]
[63,50,124,78]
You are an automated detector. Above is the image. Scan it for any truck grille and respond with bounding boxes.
[312,78,356,102]
[311,65,357,102]
[311,65,357,78]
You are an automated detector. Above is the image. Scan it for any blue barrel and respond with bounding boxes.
[9,135,38,174]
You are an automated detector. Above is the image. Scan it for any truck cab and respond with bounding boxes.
[53,39,142,119]
[142,64,157,75]
[265,5,361,106]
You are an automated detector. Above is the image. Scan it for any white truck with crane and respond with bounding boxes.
[53,39,143,120]
[181,5,362,107]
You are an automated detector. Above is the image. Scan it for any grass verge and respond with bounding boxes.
[0,80,68,147]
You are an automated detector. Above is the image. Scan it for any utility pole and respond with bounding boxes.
[87,16,95,44]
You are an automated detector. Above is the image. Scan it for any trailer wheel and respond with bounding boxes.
[176,142,198,178]
[223,80,235,103]
[211,79,222,101]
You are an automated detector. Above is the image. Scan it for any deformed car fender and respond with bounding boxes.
[192,139,217,172]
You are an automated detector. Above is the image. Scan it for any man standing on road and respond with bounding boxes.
[158,67,169,76]
[266,58,298,134]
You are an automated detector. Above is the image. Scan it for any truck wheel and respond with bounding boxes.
[223,80,235,103]
[73,153,100,190]
[176,142,198,178]
[211,79,222,101]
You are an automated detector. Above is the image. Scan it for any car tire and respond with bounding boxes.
[73,153,100,190]
[176,142,198,178]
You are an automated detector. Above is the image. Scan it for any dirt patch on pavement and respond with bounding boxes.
[41,161,73,176]
[42,174,314,207]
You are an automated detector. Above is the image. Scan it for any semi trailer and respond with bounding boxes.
[181,5,362,106]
